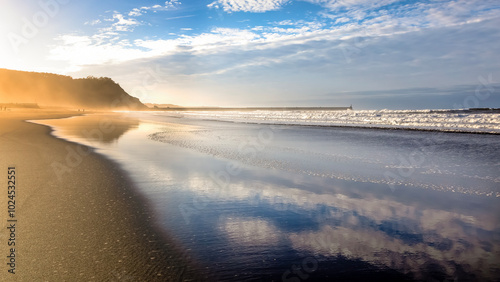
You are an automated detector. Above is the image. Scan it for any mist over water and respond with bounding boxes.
[36,111,500,281]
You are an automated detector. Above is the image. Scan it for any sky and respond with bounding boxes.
[1,0,500,109]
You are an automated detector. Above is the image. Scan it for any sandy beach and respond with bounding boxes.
[0,109,204,281]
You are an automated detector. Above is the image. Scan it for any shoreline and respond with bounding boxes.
[0,109,206,280]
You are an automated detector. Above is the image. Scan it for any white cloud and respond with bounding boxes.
[128,8,143,17]
[111,13,140,32]
[303,0,399,10]
[275,19,293,25]
[310,0,500,29]
[49,27,264,70]
[84,12,141,36]
[84,19,101,26]
[208,0,289,13]
[165,0,181,9]
[49,34,149,65]
[128,0,180,17]
[334,17,350,24]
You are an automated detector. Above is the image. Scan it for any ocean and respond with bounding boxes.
[35,109,500,281]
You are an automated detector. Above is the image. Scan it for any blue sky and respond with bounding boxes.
[1,0,500,109]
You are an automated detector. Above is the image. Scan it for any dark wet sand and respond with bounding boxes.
[0,109,205,281]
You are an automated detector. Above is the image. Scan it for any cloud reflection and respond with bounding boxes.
[219,216,282,246]
[289,223,500,280]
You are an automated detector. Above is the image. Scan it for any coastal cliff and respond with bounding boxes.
[0,68,147,110]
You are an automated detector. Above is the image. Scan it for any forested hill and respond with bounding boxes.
[0,68,147,110]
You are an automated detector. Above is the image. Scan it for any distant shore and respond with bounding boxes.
[0,109,205,281]
[151,106,353,111]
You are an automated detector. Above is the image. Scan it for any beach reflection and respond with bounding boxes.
[35,114,140,145]
[39,113,500,281]
[143,117,499,280]
[166,162,500,280]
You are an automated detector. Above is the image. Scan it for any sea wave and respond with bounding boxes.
[160,109,500,134]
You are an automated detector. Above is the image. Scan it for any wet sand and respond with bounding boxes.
[44,111,499,281]
[0,109,204,281]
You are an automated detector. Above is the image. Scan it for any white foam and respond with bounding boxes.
[164,109,500,134]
